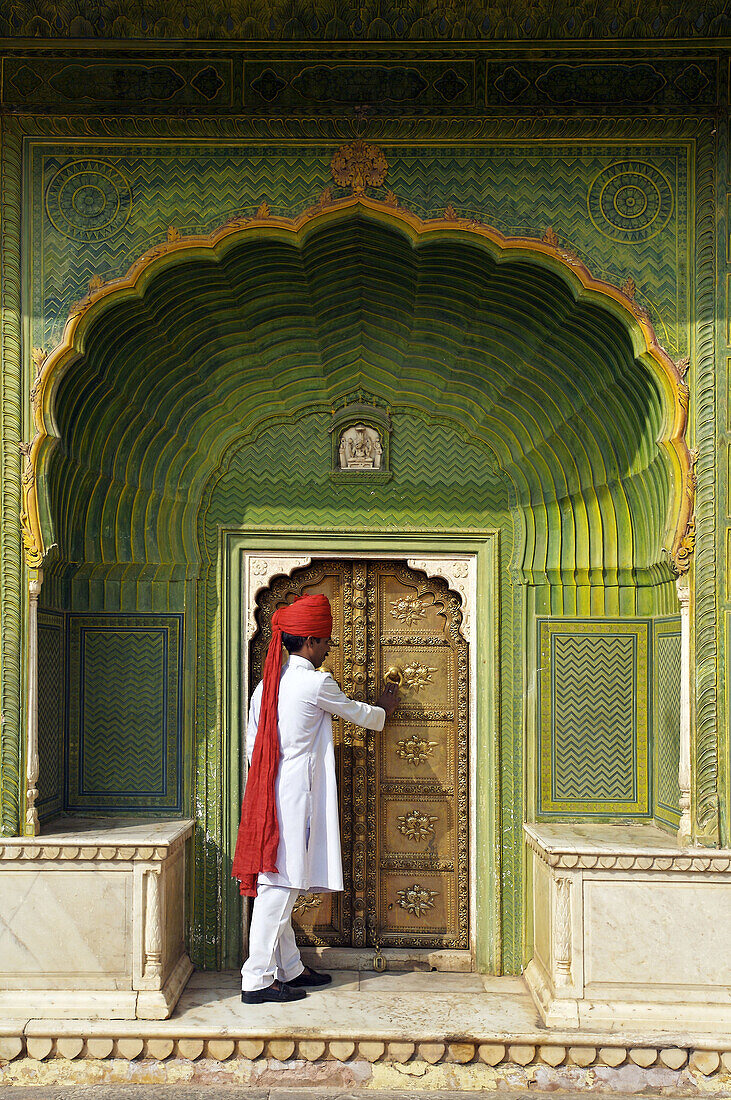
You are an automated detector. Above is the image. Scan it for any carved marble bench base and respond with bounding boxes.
[524,823,731,1032]
[0,816,195,1021]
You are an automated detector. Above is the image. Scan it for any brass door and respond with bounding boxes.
[251,559,469,950]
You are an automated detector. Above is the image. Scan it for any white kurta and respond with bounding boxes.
[247,653,386,892]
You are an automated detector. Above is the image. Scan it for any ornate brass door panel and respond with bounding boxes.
[251,559,469,951]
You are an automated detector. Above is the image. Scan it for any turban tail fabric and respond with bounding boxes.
[232,593,334,897]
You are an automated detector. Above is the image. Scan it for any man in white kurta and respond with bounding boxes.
[240,636,396,1001]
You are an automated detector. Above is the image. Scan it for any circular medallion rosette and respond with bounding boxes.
[46,160,132,242]
[331,140,388,195]
[587,160,673,243]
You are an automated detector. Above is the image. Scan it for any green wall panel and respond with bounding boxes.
[38,204,678,970]
[67,613,183,812]
[36,609,65,822]
[653,617,682,828]
[538,618,651,817]
[14,113,692,966]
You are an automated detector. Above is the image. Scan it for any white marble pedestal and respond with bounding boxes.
[0,816,195,1020]
[524,823,731,1032]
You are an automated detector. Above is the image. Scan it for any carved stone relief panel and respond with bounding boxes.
[245,556,312,641]
[338,423,384,470]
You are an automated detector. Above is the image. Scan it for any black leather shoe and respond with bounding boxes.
[241,981,307,1003]
[285,965,333,988]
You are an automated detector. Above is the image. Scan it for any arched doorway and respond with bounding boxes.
[251,558,469,965]
[24,199,690,972]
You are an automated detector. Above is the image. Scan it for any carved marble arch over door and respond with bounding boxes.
[250,559,469,952]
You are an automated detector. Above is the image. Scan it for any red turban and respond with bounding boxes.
[232,594,333,897]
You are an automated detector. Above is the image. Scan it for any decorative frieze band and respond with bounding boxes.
[1,1034,729,1076]
[524,833,731,874]
[0,838,189,862]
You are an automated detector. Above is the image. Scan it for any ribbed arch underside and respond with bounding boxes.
[46,214,672,588]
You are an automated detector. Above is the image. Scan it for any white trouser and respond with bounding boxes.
[240,882,305,991]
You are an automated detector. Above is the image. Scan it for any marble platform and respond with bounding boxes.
[0,816,195,1021]
[524,822,731,1033]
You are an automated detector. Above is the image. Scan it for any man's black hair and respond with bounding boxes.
[282,631,323,653]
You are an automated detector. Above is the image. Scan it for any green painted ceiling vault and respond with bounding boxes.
[42,210,674,589]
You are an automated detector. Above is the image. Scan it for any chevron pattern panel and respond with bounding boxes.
[67,614,182,811]
[653,617,681,827]
[538,619,650,816]
[37,610,65,821]
[31,143,685,355]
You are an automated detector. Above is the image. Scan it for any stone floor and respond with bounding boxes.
[170,970,537,1040]
[2,971,731,1093]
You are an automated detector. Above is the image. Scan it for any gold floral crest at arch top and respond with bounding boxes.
[331,141,388,195]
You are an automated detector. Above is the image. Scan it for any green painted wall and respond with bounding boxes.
[0,32,726,974]
[34,210,676,969]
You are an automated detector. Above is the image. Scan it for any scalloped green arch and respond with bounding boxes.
[24,196,691,588]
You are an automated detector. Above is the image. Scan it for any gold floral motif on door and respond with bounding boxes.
[251,559,469,950]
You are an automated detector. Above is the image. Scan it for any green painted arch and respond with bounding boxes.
[32,201,687,588]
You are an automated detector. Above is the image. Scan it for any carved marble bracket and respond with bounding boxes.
[407,557,475,643]
[553,876,572,991]
[245,556,312,641]
[143,867,163,982]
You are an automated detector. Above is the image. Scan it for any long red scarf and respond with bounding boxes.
[232,593,333,897]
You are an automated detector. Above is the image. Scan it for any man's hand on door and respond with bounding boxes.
[375,681,399,716]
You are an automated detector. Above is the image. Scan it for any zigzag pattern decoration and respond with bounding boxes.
[385,151,681,347]
[34,146,684,353]
[36,612,64,820]
[200,412,509,557]
[66,615,182,811]
[553,635,636,802]
[37,152,332,346]
[654,621,681,823]
[80,631,165,794]
[539,619,650,816]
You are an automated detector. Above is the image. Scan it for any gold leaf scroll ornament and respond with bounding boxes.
[674,446,698,576]
[331,140,388,195]
[19,443,43,568]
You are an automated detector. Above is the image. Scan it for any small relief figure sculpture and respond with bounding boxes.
[338,423,383,470]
